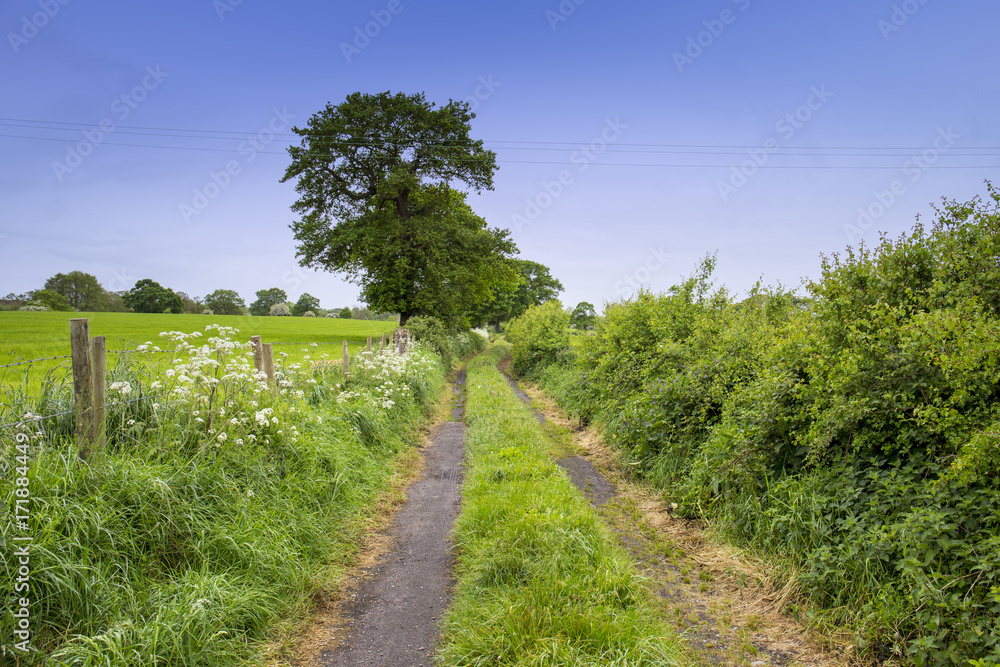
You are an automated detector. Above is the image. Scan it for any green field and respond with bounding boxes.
[0,311,398,389]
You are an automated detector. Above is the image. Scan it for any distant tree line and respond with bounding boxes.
[1,270,397,319]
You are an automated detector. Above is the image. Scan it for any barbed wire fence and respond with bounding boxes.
[0,322,411,453]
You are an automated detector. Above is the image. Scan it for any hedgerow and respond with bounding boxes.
[509,183,1000,665]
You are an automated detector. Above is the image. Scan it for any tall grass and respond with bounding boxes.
[1,327,449,666]
[436,344,682,666]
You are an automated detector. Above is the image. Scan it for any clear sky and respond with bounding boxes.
[2,0,998,312]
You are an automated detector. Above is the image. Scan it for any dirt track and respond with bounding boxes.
[306,370,467,667]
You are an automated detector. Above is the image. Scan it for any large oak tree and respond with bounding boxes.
[281,91,517,325]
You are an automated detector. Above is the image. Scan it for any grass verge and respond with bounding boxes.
[436,343,683,666]
[1,333,456,666]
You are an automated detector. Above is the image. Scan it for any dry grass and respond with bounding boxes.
[520,380,857,667]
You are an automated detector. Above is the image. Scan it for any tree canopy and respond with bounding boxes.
[570,302,597,330]
[32,289,73,311]
[281,90,516,325]
[43,271,107,311]
[292,293,320,316]
[123,279,183,314]
[250,288,287,316]
[473,260,564,329]
[205,289,246,316]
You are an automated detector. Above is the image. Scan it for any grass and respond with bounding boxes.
[436,343,683,666]
[0,329,452,666]
[0,311,397,390]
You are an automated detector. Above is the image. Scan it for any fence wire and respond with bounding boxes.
[0,355,73,369]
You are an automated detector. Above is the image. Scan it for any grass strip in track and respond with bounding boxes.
[436,344,683,666]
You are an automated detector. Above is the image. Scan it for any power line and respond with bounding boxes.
[1,115,998,152]
[0,133,994,168]
[1,118,997,169]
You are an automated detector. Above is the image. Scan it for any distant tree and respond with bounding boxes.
[249,288,288,316]
[205,289,246,316]
[123,279,183,314]
[176,292,202,314]
[570,302,597,330]
[270,303,291,316]
[43,271,107,311]
[338,307,352,319]
[292,293,321,316]
[31,289,73,312]
[472,260,564,330]
[105,291,132,312]
[281,91,517,325]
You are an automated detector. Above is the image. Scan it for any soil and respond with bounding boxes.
[290,369,468,667]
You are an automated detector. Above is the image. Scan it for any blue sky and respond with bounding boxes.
[2,0,998,313]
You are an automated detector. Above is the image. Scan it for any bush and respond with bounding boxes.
[504,300,570,377]
[405,316,486,369]
[303,311,316,317]
[513,184,1000,665]
[269,303,291,317]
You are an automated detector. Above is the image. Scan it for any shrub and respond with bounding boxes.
[269,303,291,317]
[504,300,570,377]
[513,184,1000,665]
[405,316,486,369]
[303,311,316,317]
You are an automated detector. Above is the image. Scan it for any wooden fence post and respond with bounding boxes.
[250,335,263,374]
[70,319,95,461]
[380,334,386,351]
[91,336,106,451]
[262,343,276,391]
[367,335,372,354]
[342,340,349,377]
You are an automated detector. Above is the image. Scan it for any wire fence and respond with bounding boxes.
[0,325,408,439]
[0,354,73,369]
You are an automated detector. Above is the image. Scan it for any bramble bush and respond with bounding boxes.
[511,184,1000,665]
